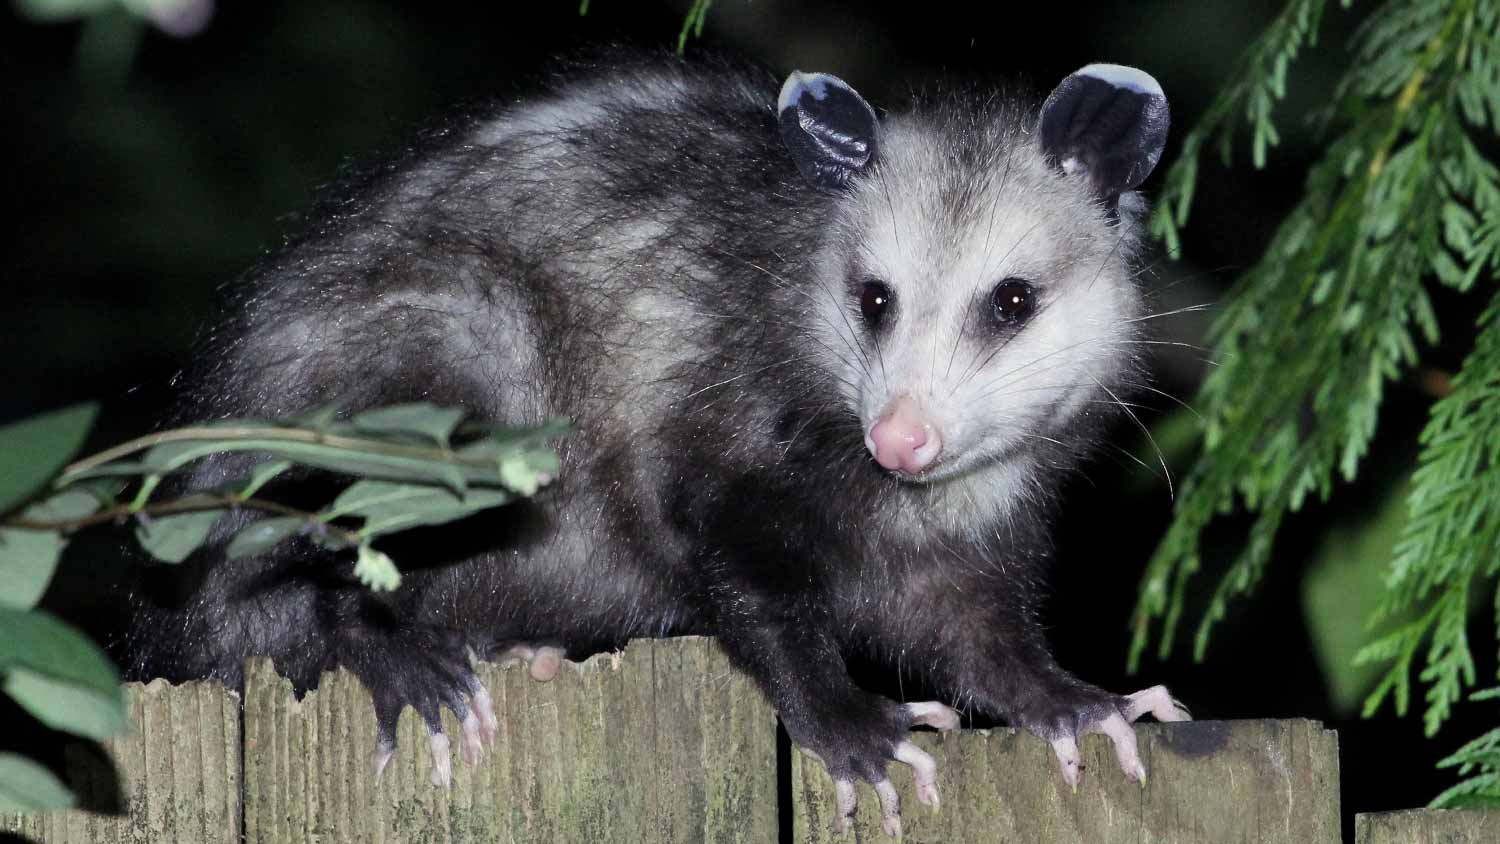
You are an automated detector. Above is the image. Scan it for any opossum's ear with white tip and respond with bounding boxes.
[1038,64,1170,200]
[778,71,879,191]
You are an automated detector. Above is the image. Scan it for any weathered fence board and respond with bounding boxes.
[12,637,1500,843]
[1,677,241,843]
[242,635,778,844]
[1355,808,1500,843]
[793,718,1341,843]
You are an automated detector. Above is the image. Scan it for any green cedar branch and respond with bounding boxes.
[1131,0,1479,671]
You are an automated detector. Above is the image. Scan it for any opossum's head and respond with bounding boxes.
[778,65,1169,486]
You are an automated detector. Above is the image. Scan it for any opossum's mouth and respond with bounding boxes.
[876,439,1024,485]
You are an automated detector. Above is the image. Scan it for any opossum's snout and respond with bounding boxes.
[865,396,943,476]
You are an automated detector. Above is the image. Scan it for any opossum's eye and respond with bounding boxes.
[990,278,1035,326]
[859,280,894,329]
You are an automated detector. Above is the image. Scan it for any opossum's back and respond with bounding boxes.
[208,59,802,427]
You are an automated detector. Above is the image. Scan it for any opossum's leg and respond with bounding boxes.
[712,595,958,836]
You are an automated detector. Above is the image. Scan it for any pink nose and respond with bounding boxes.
[866,397,943,475]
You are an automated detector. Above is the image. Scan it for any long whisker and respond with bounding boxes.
[1122,303,1214,324]
[744,257,875,376]
[962,326,1216,403]
[1088,372,1173,500]
[682,354,820,400]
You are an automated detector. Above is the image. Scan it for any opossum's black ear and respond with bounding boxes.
[778,71,879,192]
[1038,64,1169,200]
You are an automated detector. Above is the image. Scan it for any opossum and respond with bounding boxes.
[126,52,1188,833]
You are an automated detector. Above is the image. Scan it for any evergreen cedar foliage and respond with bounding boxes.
[1132,0,1500,806]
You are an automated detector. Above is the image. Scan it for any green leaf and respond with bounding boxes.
[25,489,102,521]
[0,607,124,740]
[354,543,400,591]
[225,516,304,560]
[60,461,151,483]
[0,403,98,516]
[0,529,67,610]
[233,459,293,499]
[292,403,342,432]
[139,437,472,493]
[0,751,76,813]
[353,403,466,447]
[133,510,224,564]
[328,480,511,538]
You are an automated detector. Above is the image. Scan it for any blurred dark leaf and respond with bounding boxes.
[0,607,124,741]
[225,515,304,560]
[133,509,223,564]
[0,403,98,517]
[0,751,76,813]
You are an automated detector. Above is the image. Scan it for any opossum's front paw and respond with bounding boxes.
[346,627,499,786]
[1019,683,1190,791]
[793,697,960,837]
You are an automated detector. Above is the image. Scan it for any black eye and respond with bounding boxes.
[990,278,1035,325]
[859,280,894,329]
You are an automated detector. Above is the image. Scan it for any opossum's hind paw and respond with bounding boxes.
[350,627,496,785]
[814,699,959,837]
[1029,683,1191,792]
[498,643,566,681]
[369,678,497,784]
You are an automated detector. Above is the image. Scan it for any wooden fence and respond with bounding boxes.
[3,636,1497,843]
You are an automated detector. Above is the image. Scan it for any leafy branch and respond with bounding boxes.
[1432,689,1500,808]
[0,401,569,811]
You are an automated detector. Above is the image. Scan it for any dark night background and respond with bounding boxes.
[2,1,1483,838]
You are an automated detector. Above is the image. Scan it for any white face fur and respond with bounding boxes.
[809,117,1145,488]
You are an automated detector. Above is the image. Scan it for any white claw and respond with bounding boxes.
[371,742,395,782]
[894,740,941,808]
[1051,736,1082,792]
[429,731,452,787]
[805,706,951,834]
[459,709,485,766]
[1091,712,1145,783]
[874,778,901,836]
[1124,685,1192,722]
[905,700,961,731]
[833,779,857,834]
[472,684,499,746]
